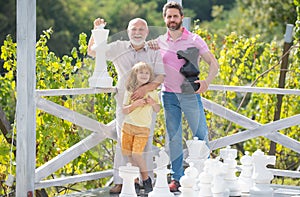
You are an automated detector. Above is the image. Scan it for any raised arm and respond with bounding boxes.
[87,18,107,57]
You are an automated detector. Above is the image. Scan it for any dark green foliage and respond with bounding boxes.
[0,0,235,57]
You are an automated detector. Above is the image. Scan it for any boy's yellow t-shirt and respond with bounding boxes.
[123,90,160,128]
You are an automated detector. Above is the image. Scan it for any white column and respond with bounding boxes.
[16,0,36,196]
[284,24,294,43]
[167,0,182,5]
[183,17,191,31]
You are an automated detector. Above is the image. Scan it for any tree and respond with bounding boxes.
[200,0,297,43]
[0,0,236,59]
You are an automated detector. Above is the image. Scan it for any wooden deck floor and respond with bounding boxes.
[57,187,114,197]
[57,185,300,197]
[57,187,182,197]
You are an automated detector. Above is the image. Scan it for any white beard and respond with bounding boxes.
[130,39,145,46]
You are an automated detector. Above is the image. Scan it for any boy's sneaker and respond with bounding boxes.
[135,182,141,195]
[169,180,180,192]
[143,177,153,194]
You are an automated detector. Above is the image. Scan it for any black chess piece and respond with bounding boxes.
[177,47,200,93]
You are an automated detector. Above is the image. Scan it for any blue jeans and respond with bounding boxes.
[161,91,209,181]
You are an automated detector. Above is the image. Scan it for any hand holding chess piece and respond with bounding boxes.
[89,23,113,87]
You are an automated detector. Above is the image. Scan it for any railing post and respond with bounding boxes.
[269,24,294,156]
[16,0,36,195]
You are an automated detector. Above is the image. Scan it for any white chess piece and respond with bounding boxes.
[119,163,140,197]
[249,149,276,197]
[148,148,174,197]
[186,137,210,175]
[210,158,230,197]
[186,137,210,191]
[198,159,213,197]
[89,24,113,87]
[179,162,198,197]
[238,151,254,193]
[219,146,241,196]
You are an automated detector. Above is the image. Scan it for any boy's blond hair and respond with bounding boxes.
[126,62,155,92]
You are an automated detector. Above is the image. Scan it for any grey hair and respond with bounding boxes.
[127,18,148,30]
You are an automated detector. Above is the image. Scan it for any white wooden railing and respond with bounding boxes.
[33,85,300,189]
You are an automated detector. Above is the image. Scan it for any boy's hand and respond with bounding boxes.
[132,98,147,108]
[145,95,156,106]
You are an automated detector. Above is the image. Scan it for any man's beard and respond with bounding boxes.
[130,39,145,46]
[130,35,146,46]
[167,20,182,31]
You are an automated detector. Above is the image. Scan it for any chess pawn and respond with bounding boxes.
[210,159,229,197]
[238,151,254,193]
[249,149,276,197]
[219,146,241,196]
[149,148,174,197]
[198,160,213,197]
[119,163,140,197]
[179,163,199,197]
